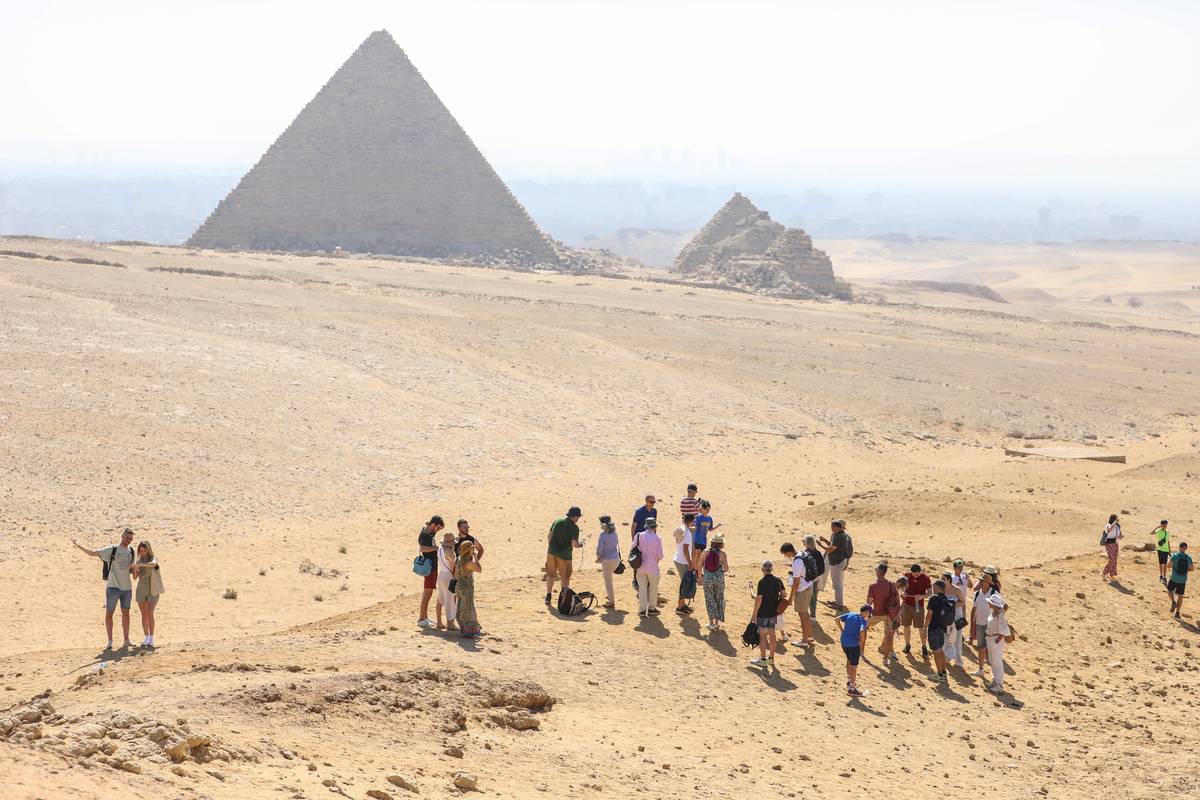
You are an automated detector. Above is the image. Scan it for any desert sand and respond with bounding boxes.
[2,236,1200,799]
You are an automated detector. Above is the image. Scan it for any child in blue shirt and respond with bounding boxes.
[837,605,872,697]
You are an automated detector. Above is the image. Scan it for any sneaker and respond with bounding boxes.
[603,601,615,609]
[417,618,436,628]
[767,656,776,666]
[987,684,1004,694]
[750,657,768,666]
[648,608,661,616]
[1160,576,1168,584]
[847,686,865,697]
[1171,599,1178,613]
[971,668,985,677]
[104,642,113,652]
[921,646,929,658]
[938,671,948,683]
[1174,612,1182,620]
[638,611,647,618]
[903,644,911,654]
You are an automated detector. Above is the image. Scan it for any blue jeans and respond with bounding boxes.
[106,587,132,612]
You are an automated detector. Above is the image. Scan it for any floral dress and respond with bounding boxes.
[703,558,726,622]
[455,560,481,637]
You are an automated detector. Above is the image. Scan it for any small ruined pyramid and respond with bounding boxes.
[673,193,850,299]
[188,30,557,262]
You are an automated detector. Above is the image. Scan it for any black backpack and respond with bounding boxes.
[741,621,760,647]
[808,548,826,577]
[798,553,818,582]
[627,533,644,571]
[557,588,595,616]
[934,596,956,629]
[843,533,853,561]
[102,547,130,581]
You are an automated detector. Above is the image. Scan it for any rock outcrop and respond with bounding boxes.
[673,193,850,299]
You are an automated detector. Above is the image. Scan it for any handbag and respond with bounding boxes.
[627,533,643,571]
[954,616,968,631]
[1004,623,1017,644]
[448,577,458,594]
[412,554,433,577]
[614,560,626,575]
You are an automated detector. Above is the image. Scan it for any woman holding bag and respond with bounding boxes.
[632,518,664,618]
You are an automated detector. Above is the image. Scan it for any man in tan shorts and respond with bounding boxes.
[545,507,583,604]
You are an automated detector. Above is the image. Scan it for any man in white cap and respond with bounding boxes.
[984,592,1011,693]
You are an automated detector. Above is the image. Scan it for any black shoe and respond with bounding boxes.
[1171,599,1178,613]
[903,644,911,654]
[921,646,929,659]
[544,593,551,604]
[1175,612,1182,620]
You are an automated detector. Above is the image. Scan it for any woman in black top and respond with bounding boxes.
[751,561,784,668]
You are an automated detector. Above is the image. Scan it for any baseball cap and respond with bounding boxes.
[953,559,964,567]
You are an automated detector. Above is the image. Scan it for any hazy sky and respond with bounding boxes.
[5,0,1198,191]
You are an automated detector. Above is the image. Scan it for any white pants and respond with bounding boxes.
[600,559,619,605]
[437,578,457,623]
[988,635,1007,687]
[635,569,660,614]
[829,561,847,606]
[945,623,964,662]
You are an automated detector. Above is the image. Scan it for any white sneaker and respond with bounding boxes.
[147,636,155,647]
[971,669,985,677]
[417,618,436,628]
[750,657,768,666]
[987,683,1004,693]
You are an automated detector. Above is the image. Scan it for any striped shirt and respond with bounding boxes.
[679,496,701,519]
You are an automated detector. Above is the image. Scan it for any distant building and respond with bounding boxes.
[1108,214,1141,238]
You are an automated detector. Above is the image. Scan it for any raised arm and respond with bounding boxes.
[72,538,101,558]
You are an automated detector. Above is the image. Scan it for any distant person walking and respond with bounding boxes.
[1168,542,1194,619]
[781,542,815,646]
[416,516,443,628]
[680,484,701,521]
[131,540,164,648]
[702,532,729,630]
[673,514,697,615]
[984,593,1011,693]
[820,519,853,610]
[595,515,621,609]
[751,561,785,668]
[631,495,657,539]
[546,507,584,604]
[1101,513,1123,581]
[901,563,932,658]
[633,518,665,617]
[837,605,871,697]
[865,562,901,665]
[455,539,483,638]
[803,535,827,617]
[1153,520,1171,584]
[435,531,458,630]
[71,528,136,651]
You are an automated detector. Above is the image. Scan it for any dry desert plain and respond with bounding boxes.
[2,235,1200,799]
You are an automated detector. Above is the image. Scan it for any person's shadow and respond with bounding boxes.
[746,664,797,692]
[678,613,703,641]
[600,608,629,626]
[848,696,886,716]
[705,629,737,657]
[1107,580,1136,596]
[634,614,670,639]
[794,646,831,677]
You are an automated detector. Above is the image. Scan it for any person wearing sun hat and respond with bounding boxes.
[984,592,1011,693]
[595,515,621,609]
[546,506,583,604]
[701,531,729,630]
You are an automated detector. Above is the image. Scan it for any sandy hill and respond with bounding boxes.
[1,237,1199,799]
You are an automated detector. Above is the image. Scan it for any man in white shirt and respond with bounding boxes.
[673,515,696,615]
[72,527,136,651]
[781,542,815,645]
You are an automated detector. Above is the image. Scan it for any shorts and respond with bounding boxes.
[900,604,924,627]
[546,554,573,581]
[793,586,814,614]
[755,615,777,630]
[1158,550,1171,565]
[423,567,437,590]
[105,587,132,612]
[1167,580,1186,595]
[928,626,946,652]
[842,645,861,666]
[975,623,989,650]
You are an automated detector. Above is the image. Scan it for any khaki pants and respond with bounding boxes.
[828,560,847,606]
[635,569,660,614]
[600,559,619,605]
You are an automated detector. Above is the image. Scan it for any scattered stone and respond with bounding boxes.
[453,772,478,790]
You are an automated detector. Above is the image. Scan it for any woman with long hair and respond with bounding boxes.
[701,532,728,631]
[131,540,164,647]
[1101,513,1123,581]
[455,540,483,638]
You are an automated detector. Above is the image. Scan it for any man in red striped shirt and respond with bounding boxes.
[679,484,701,521]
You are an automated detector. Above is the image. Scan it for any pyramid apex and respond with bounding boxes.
[362,29,400,49]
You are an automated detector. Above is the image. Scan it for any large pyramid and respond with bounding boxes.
[673,193,850,299]
[188,30,557,262]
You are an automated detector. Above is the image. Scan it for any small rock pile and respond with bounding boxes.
[0,694,255,775]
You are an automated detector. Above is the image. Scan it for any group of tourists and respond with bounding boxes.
[413,516,485,638]
[71,528,164,651]
[1101,515,1194,618]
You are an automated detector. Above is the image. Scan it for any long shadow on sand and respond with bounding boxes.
[1106,580,1137,596]
[634,615,670,639]
[847,696,886,716]
[704,629,738,657]
[810,619,836,646]
[793,646,831,677]
[70,644,152,674]
[746,664,797,692]
[600,608,630,626]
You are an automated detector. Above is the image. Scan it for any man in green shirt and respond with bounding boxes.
[1168,542,1193,620]
[546,506,583,604]
[1153,520,1171,584]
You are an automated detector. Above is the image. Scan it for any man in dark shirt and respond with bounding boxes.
[901,563,932,658]
[820,519,852,610]
[546,507,583,604]
[417,516,444,628]
[456,519,483,561]
[925,580,954,682]
[631,496,657,540]
[751,561,785,667]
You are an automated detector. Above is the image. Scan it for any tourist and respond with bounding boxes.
[455,539,483,638]
[72,528,136,651]
[435,531,458,630]
[984,593,1010,693]
[925,579,954,684]
[456,519,483,561]
[631,495,657,539]
[1153,520,1171,584]
[751,560,785,667]
[673,514,697,615]
[865,563,900,665]
[970,567,1001,677]
[633,518,665,618]
[820,519,853,610]
[901,563,931,657]
[1101,513,1123,581]
[680,483,701,521]
[1168,542,1194,619]
[803,535,827,617]
[416,515,443,628]
[702,532,728,631]
[595,515,621,609]
[837,604,872,697]
[131,540,164,648]
[944,569,968,669]
[781,542,815,646]
[692,499,719,572]
[546,507,583,604]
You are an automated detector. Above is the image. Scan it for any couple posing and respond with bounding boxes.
[72,527,165,651]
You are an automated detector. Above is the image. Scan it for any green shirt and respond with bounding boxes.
[547,517,580,560]
[1155,527,1170,553]
[1170,552,1192,584]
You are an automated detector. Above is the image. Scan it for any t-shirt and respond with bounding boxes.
[693,514,713,548]
[838,612,868,647]
[547,517,580,560]
[904,572,931,607]
[927,592,954,628]
[99,545,134,591]
[756,575,784,619]
[828,530,851,566]
[950,573,970,618]
[973,587,996,625]
[790,554,813,592]
[417,527,437,563]
[1171,552,1193,584]
[867,578,899,617]
[1155,527,1170,553]
[673,525,695,566]
[680,496,701,519]
[632,505,657,535]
